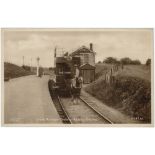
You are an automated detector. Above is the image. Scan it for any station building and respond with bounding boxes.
[70,43,96,84]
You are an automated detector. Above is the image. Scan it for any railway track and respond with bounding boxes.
[48,81,72,124]
[49,79,113,124]
[60,96,113,124]
[50,93,72,124]
[49,93,113,124]
[79,97,113,124]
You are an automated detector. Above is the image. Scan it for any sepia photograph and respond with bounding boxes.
[1,28,153,126]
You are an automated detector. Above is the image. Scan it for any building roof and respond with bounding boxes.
[80,63,95,70]
[70,46,95,56]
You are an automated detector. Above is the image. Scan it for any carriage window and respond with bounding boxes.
[59,68,63,74]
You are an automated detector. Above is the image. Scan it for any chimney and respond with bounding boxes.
[90,43,93,51]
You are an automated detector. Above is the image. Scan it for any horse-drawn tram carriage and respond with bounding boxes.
[49,54,81,96]
[49,44,95,96]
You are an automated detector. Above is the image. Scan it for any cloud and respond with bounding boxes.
[4,29,153,66]
[4,34,54,67]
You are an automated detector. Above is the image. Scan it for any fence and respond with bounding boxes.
[104,64,123,85]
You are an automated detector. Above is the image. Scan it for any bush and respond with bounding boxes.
[131,60,141,65]
[120,58,141,65]
[103,57,118,64]
[120,57,132,65]
[4,62,34,79]
[22,65,31,71]
[146,58,151,66]
[85,76,151,123]
[103,57,141,65]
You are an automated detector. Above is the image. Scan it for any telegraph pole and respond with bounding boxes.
[31,58,32,72]
[54,47,57,68]
[22,56,25,66]
[36,57,40,77]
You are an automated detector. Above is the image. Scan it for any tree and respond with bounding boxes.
[103,57,118,64]
[146,58,151,66]
[120,57,132,65]
[22,65,31,71]
[98,61,102,64]
[49,67,54,70]
[116,60,121,64]
[131,60,141,65]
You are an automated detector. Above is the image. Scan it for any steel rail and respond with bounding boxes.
[79,97,113,124]
[57,96,73,124]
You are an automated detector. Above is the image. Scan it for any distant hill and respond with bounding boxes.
[4,62,35,80]
[95,63,151,81]
[116,65,151,82]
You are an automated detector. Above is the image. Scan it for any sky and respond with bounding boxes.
[3,29,153,67]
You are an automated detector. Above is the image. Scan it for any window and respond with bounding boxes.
[84,54,89,64]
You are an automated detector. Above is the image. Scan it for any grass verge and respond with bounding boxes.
[4,62,35,80]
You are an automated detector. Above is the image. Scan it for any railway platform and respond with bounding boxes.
[4,75,62,125]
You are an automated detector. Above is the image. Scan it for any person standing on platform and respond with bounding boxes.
[71,76,77,104]
[75,65,80,78]
[71,65,82,104]
[71,77,81,104]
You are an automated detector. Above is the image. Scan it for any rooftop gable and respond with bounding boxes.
[70,46,94,56]
[80,63,95,70]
